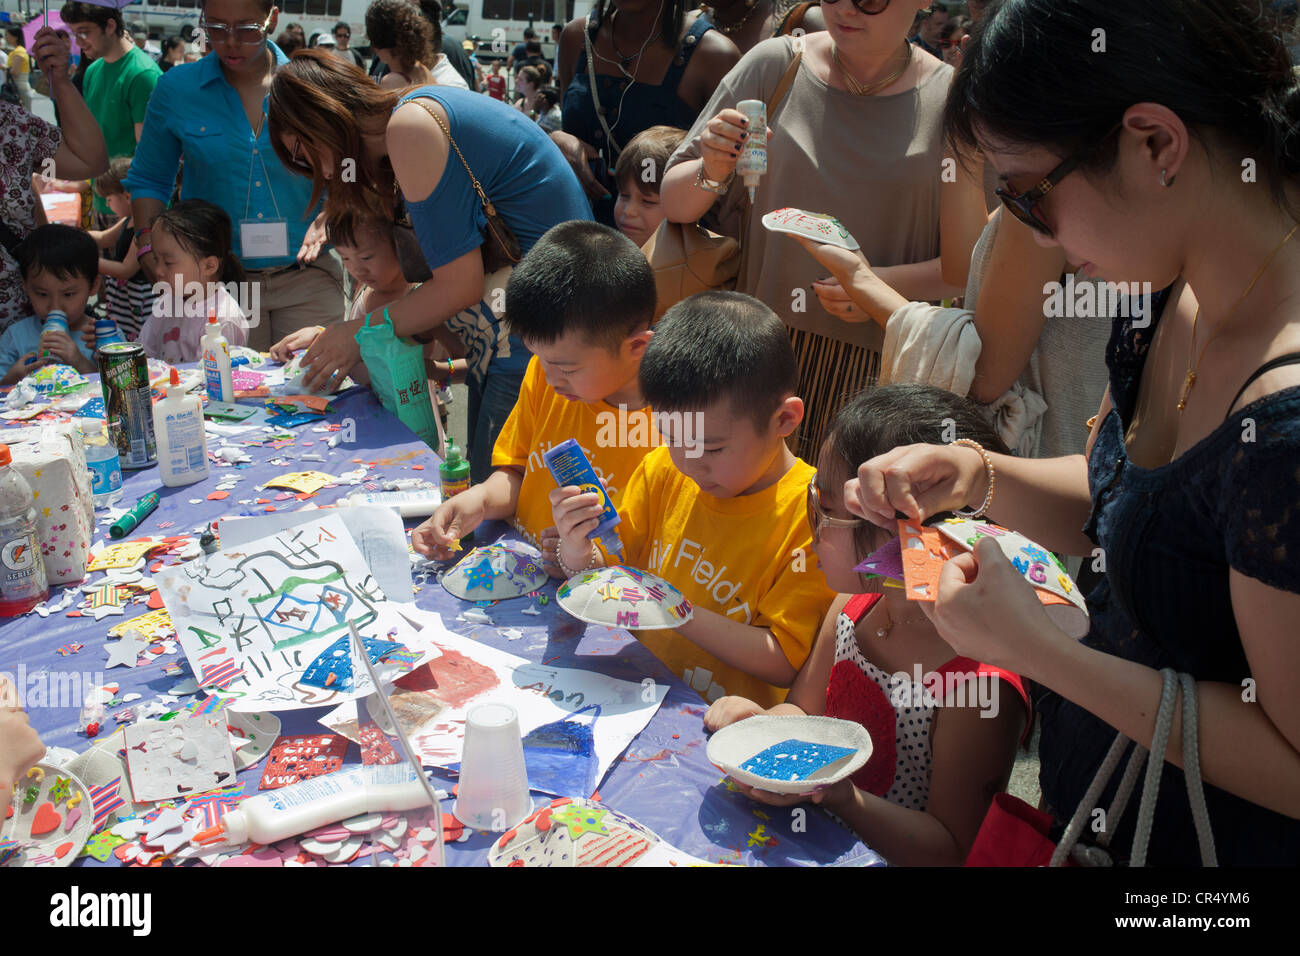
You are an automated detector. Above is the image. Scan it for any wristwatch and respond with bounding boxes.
[694,163,734,195]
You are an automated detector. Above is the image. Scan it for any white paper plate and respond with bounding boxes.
[706,715,873,794]
[556,565,693,630]
[442,541,549,601]
[761,208,861,250]
[1,762,94,867]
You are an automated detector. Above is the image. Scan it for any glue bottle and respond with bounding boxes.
[202,312,234,402]
[0,444,49,616]
[153,367,210,487]
[542,438,623,560]
[439,438,470,499]
[735,99,768,203]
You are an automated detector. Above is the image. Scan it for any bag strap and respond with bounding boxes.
[773,1,816,38]
[1050,668,1216,867]
[405,96,503,219]
[1227,351,1300,414]
[583,17,622,159]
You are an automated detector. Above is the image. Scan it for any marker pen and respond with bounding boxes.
[110,490,160,539]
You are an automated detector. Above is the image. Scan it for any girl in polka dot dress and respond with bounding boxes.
[705,384,1031,865]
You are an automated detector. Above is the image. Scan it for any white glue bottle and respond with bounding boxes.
[735,99,768,203]
[191,765,444,866]
[202,311,234,402]
[153,367,210,487]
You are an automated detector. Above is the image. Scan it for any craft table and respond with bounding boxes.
[1,369,882,867]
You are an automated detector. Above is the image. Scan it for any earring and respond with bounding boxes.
[1161,169,1176,188]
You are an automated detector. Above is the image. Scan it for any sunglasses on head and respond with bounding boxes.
[994,123,1122,237]
[820,0,892,14]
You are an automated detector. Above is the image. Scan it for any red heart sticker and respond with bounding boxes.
[31,802,62,836]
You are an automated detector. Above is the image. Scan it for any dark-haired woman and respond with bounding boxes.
[266,50,590,473]
[702,0,827,55]
[366,0,468,91]
[852,0,1300,865]
[125,0,343,351]
[554,0,741,222]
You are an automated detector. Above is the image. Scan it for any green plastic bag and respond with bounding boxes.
[354,307,441,448]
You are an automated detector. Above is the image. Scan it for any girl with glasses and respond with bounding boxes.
[854,0,1300,865]
[707,383,1030,866]
[124,0,346,352]
[661,0,970,465]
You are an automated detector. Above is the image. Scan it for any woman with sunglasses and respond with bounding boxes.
[662,0,967,465]
[124,0,345,351]
[849,0,1300,866]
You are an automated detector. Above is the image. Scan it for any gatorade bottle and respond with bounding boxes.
[0,444,49,616]
[439,438,470,499]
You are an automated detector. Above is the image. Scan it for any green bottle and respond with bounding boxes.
[439,438,471,499]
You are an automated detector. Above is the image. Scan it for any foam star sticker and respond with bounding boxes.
[82,830,128,862]
[104,631,149,669]
[48,776,71,804]
[596,583,622,602]
[550,803,610,840]
[746,824,775,848]
[510,552,543,580]
[463,556,498,592]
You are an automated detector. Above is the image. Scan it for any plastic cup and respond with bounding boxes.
[453,702,531,832]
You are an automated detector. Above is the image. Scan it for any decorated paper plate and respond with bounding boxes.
[442,541,549,601]
[930,515,1090,639]
[488,798,709,867]
[23,364,89,395]
[760,208,861,250]
[556,565,693,630]
[0,762,95,867]
[706,715,873,794]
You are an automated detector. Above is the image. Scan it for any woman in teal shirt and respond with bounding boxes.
[124,0,345,350]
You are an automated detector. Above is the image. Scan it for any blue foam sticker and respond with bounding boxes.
[265,410,326,428]
[298,633,406,693]
[76,396,106,418]
[739,738,857,782]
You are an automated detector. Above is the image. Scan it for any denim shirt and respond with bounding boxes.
[1036,289,1300,865]
[123,44,322,269]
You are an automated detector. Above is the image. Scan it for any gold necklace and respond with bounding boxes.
[832,40,912,96]
[705,0,765,36]
[873,605,928,640]
[1177,222,1300,412]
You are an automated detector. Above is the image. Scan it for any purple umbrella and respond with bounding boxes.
[23,11,67,51]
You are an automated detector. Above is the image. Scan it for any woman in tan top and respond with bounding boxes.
[662,0,964,460]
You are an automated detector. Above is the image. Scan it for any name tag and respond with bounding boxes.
[240,219,289,259]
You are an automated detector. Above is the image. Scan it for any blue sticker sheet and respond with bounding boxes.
[298,633,406,693]
[740,739,857,782]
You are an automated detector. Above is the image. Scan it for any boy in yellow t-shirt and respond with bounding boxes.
[412,221,660,574]
[552,292,836,708]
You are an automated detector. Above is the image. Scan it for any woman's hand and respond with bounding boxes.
[922,537,1066,676]
[270,325,323,364]
[845,442,988,529]
[549,130,608,202]
[297,213,328,264]
[794,234,872,287]
[699,108,771,183]
[29,28,70,87]
[301,321,360,393]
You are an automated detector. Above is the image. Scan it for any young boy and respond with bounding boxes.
[88,156,155,341]
[412,221,659,574]
[0,225,99,386]
[613,125,686,251]
[551,292,835,707]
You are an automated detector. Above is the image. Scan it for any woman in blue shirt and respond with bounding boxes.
[124,0,345,352]
[266,50,591,475]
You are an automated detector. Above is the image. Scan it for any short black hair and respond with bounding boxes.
[16,225,100,285]
[525,39,542,55]
[60,2,124,36]
[523,27,536,38]
[640,291,797,432]
[505,221,655,352]
[333,21,351,33]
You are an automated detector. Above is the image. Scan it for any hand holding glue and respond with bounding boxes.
[543,438,623,561]
[735,99,768,203]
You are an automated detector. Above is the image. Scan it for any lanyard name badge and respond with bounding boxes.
[240,110,289,260]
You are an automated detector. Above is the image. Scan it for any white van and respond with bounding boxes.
[444,1,592,60]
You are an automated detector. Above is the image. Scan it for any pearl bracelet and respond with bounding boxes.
[556,541,599,579]
[951,438,996,518]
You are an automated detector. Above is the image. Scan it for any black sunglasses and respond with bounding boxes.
[995,123,1122,237]
[820,0,892,14]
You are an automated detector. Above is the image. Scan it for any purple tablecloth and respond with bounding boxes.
[0,372,881,867]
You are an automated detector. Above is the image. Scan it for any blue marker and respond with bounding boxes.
[543,438,623,560]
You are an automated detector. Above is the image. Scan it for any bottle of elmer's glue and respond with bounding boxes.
[202,311,233,402]
[153,367,209,487]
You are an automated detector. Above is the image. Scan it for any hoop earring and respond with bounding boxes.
[1161,169,1176,188]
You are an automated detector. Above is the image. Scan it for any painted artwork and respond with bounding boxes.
[760,208,861,250]
[154,515,432,711]
[320,616,667,798]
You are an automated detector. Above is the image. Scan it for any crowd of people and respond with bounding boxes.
[2,0,1300,868]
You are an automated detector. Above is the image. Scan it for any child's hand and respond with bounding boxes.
[549,486,604,571]
[38,329,80,366]
[412,492,486,561]
[703,695,765,733]
[3,352,44,386]
[270,326,323,364]
[538,526,566,579]
[0,677,46,809]
[80,326,97,354]
[731,777,852,810]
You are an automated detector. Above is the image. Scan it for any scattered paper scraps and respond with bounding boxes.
[87,583,131,609]
[196,647,244,691]
[183,784,245,830]
[226,711,281,770]
[299,633,406,694]
[104,630,150,669]
[109,608,175,640]
[123,717,238,803]
[259,734,349,790]
[263,471,335,495]
[488,798,710,868]
[852,535,904,581]
[265,411,326,429]
[273,394,332,413]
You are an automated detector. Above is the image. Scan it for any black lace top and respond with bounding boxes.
[1036,290,1300,865]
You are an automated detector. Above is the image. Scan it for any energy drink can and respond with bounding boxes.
[97,342,157,469]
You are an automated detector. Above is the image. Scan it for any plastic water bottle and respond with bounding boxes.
[42,309,70,336]
[78,419,125,509]
[0,443,49,617]
[94,317,126,350]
